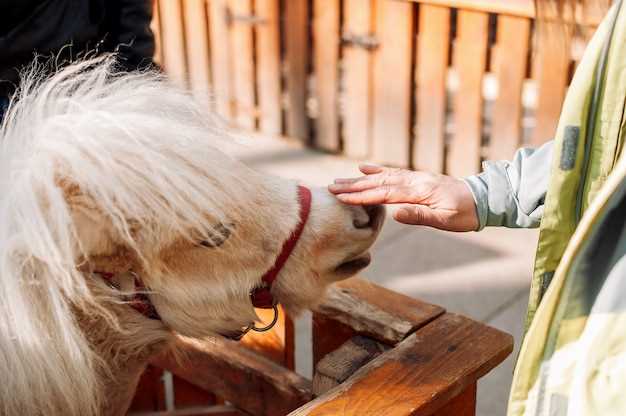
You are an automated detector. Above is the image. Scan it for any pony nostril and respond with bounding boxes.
[353,205,385,229]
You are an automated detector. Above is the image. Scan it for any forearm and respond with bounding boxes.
[464,141,554,230]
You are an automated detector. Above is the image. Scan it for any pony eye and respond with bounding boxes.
[198,240,216,248]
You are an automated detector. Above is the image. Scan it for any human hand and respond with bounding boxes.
[328,164,479,232]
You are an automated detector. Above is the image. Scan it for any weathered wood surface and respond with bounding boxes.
[370,0,414,167]
[313,335,390,396]
[158,0,187,88]
[315,277,444,344]
[447,10,488,177]
[312,0,341,152]
[207,0,232,119]
[341,0,374,159]
[230,0,256,129]
[312,314,357,372]
[290,313,513,416]
[414,4,450,173]
[284,0,310,141]
[154,336,312,416]
[255,0,282,136]
[490,15,530,161]
[432,383,476,416]
[183,0,211,105]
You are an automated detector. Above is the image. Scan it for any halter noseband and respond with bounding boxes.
[96,185,312,339]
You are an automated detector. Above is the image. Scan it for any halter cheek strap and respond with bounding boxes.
[250,185,312,309]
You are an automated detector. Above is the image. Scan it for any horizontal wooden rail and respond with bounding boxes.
[315,277,445,344]
[291,313,514,416]
[153,336,312,416]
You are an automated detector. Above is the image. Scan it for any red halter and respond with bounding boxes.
[250,185,312,308]
[97,185,312,320]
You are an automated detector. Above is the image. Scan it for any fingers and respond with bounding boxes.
[335,185,416,205]
[393,205,442,227]
[359,163,384,174]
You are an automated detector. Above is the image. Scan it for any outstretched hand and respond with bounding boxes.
[328,164,479,232]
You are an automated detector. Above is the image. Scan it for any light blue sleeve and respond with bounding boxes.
[463,141,554,230]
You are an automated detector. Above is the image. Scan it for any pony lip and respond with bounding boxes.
[335,252,372,275]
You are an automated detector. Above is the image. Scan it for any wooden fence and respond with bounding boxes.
[151,0,601,176]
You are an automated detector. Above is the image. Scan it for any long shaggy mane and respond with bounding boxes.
[0,56,260,415]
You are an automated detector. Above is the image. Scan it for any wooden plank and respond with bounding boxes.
[183,0,212,105]
[172,375,216,409]
[312,0,340,151]
[255,0,282,136]
[208,0,233,120]
[531,23,571,146]
[290,313,513,416]
[413,5,450,173]
[229,0,256,129]
[155,336,313,416]
[151,0,163,66]
[342,0,373,159]
[370,0,414,167]
[447,10,488,177]
[433,383,476,416]
[284,0,310,141]
[315,277,445,345]
[159,0,188,87]
[240,305,295,369]
[404,0,603,24]
[129,365,167,411]
[490,16,530,160]
[313,335,390,396]
[312,314,357,369]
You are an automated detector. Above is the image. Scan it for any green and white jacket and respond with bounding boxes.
[465,1,626,414]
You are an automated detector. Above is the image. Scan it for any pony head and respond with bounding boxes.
[0,57,383,415]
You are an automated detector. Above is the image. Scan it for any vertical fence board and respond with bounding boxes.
[230,0,256,129]
[285,0,311,141]
[414,5,450,173]
[313,0,341,151]
[448,11,488,177]
[490,16,530,160]
[532,24,571,146]
[342,0,373,159]
[151,0,163,66]
[183,0,212,104]
[371,0,414,167]
[159,0,188,88]
[256,0,283,136]
[208,0,233,120]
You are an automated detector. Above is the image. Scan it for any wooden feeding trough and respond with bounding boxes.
[129,277,512,415]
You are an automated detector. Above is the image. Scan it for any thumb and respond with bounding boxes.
[393,205,442,228]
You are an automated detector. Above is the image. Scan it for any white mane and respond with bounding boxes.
[0,56,259,415]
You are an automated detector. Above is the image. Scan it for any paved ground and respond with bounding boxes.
[232,134,539,416]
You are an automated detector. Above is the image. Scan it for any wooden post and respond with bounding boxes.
[447,10,488,177]
[208,0,233,120]
[284,0,311,142]
[370,0,414,167]
[490,15,530,161]
[342,0,374,160]
[229,0,256,129]
[312,0,341,152]
[414,4,450,173]
[256,0,283,136]
[183,0,212,105]
[158,0,188,88]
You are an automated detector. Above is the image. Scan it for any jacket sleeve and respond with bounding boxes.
[463,140,554,230]
[108,0,155,70]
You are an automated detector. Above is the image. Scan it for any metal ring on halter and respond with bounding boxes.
[250,304,279,332]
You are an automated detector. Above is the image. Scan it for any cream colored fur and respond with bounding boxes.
[0,57,382,415]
